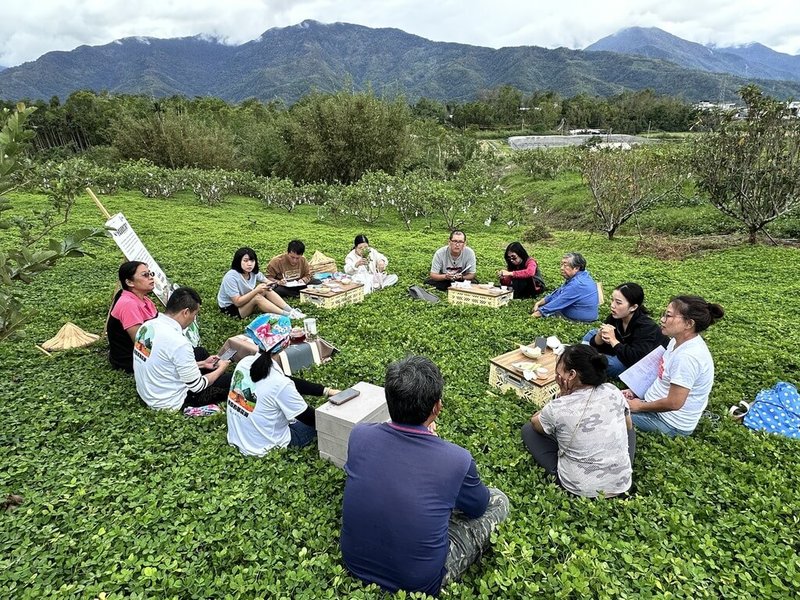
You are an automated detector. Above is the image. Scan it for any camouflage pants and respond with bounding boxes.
[442,488,510,586]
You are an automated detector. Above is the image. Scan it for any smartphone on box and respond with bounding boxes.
[328,388,360,405]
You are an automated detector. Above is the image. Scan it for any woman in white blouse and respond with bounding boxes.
[344,234,398,294]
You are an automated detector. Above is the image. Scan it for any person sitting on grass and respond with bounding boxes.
[425,230,477,291]
[340,355,509,597]
[582,282,668,378]
[267,240,320,298]
[521,344,635,498]
[497,241,545,299]
[532,252,598,322]
[218,247,305,320]
[227,351,341,456]
[625,295,725,437]
[108,261,159,373]
[134,287,232,411]
[343,234,399,294]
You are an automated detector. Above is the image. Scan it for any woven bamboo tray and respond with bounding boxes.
[448,285,512,308]
[489,345,560,407]
[300,282,364,309]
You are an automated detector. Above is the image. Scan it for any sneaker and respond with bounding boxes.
[288,308,306,319]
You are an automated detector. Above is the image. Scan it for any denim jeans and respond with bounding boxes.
[288,420,317,447]
[582,329,626,378]
[631,412,693,437]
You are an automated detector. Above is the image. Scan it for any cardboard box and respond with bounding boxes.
[315,381,389,467]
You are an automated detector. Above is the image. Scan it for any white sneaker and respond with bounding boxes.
[289,308,306,319]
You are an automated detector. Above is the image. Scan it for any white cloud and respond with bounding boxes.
[1,0,798,66]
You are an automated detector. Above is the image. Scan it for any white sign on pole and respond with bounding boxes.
[105,212,200,346]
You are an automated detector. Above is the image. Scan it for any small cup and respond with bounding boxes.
[303,318,318,337]
[500,285,508,291]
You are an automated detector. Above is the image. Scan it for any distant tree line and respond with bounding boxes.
[1,86,694,184]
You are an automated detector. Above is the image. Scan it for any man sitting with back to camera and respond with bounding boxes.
[134,287,232,411]
[425,230,477,291]
[340,355,509,596]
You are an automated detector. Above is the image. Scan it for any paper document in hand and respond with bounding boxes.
[283,280,306,287]
[619,345,666,399]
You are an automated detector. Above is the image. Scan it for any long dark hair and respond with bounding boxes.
[231,247,260,274]
[504,242,530,271]
[353,234,370,249]
[615,282,649,316]
[558,344,608,387]
[249,351,274,383]
[118,261,147,291]
[671,295,725,333]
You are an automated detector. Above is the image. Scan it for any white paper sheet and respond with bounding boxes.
[619,345,665,399]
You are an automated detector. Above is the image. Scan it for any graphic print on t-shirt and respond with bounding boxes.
[133,324,154,360]
[228,367,257,416]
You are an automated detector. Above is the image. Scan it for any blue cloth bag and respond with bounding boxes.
[743,381,800,440]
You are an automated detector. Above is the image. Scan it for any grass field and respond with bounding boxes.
[1,190,799,598]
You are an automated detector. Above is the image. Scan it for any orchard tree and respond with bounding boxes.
[0,104,104,342]
[580,145,685,239]
[692,85,800,243]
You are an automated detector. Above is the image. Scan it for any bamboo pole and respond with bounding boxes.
[86,187,111,219]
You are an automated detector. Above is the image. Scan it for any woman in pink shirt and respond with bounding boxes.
[107,261,158,372]
[498,242,545,299]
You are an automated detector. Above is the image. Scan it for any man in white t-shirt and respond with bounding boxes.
[134,287,232,411]
[425,230,477,291]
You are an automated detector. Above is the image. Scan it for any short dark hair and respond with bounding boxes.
[166,287,202,314]
[449,230,467,242]
[287,240,305,255]
[384,356,444,426]
[670,295,725,333]
[504,241,530,271]
[353,234,370,249]
[558,344,608,387]
[118,260,147,291]
[614,282,649,315]
[563,252,587,271]
[231,247,260,274]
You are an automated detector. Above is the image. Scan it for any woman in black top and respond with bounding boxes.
[582,282,667,378]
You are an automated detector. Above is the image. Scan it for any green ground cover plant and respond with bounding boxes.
[1,191,799,598]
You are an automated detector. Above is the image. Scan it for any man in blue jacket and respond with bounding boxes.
[532,252,599,322]
[340,356,509,596]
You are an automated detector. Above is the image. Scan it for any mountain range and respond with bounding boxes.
[586,27,800,83]
[1,20,799,104]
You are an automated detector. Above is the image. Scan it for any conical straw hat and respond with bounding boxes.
[41,322,100,351]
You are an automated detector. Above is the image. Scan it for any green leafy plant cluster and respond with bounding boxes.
[1,189,799,598]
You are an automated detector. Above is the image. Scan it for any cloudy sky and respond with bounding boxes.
[2,0,798,67]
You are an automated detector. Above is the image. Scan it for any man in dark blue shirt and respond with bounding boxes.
[340,356,509,596]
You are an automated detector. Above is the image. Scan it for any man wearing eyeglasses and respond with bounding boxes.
[425,230,477,291]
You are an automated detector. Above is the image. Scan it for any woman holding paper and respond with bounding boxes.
[582,283,667,378]
[521,344,634,498]
[344,234,398,294]
[625,295,725,437]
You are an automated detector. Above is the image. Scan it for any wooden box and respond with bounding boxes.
[489,345,561,407]
[300,282,364,309]
[315,381,389,467]
[448,284,512,308]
